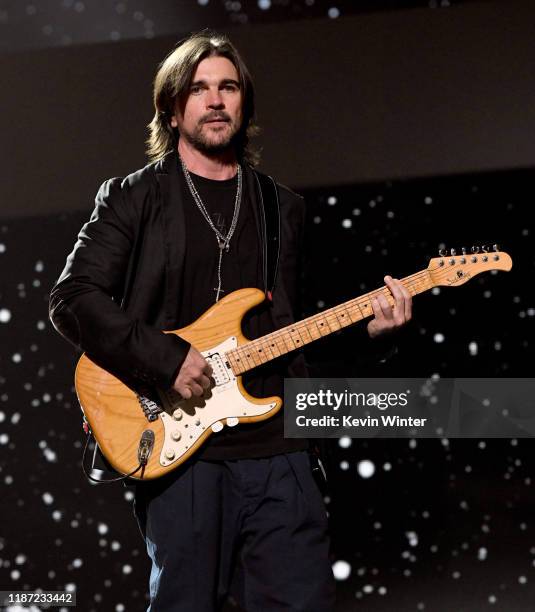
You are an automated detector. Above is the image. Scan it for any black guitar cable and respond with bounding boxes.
[81,420,148,484]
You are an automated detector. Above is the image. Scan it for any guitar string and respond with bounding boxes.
[231,268,434,369]
[230,258,494,370]
[228,258,496,371]
[229,268,433,370]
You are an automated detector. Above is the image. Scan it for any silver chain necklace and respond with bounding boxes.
[179,156,242,302]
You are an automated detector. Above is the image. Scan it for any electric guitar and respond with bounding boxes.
[75,247,512,480]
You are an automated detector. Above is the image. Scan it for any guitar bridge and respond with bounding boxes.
[137,387,163,422]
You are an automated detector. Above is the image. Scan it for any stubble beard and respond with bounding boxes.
[183,118,242,156]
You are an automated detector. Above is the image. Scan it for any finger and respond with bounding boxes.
[385,276,405,310]
[400,283,412,320]
[385,277,406,324]
[371,297,385,322]
[203,362,213,377]
[189,382,204,397]
[198,374,211,390]
[179,385,192,400]
[376,292,393,320]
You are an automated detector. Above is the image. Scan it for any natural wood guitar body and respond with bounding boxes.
[75,288,281,480]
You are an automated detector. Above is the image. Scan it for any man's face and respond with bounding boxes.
[170,55,243,155]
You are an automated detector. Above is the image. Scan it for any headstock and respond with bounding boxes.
[427,244,512,287]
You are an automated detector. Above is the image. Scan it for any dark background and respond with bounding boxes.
[0,1,534,611]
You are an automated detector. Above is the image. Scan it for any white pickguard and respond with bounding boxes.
[156,336,278,467]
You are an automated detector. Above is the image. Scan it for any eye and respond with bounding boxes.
[190,85,203,95]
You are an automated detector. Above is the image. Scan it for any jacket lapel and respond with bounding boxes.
[156,150,187,328]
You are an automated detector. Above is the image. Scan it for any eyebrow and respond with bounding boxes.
[190,79,240,88]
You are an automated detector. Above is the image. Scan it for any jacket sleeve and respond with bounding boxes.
[48,177,190,390]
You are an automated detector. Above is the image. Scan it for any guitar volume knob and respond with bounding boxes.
[171,430,181,441]
[165,448,175,460]
[173,409,183,420]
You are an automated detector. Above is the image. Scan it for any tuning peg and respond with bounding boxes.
[439,248,447,257]
[461,247,467,255]
[450,248,456,256]
[481,245,489,253]
[471,246,480,254]
[492,244,499,252]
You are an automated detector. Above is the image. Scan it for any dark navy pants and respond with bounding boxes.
[133,450,336,612]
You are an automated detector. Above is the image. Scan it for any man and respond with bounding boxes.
[49,31,411,612]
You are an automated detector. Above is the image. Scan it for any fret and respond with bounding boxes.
[325,312,342,331]
[314,316,330,336]
[297,323,314,344]
[279,330,296,353]
[306,320,324,340]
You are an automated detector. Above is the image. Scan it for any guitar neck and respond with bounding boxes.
[226,269,433,375]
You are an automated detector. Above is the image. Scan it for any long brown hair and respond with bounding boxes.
[146,31,260,165]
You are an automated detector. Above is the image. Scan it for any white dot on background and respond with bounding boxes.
[468,341,478,356]
[122,564,132,575]
[327,196,337,205]
[433,333,445,343]
[357,459,375,479]
[12,353,22,363]
[328,7,340,18]
[42,492,54,505]
[0,308,11,323]
[98,523,108,535]
[11,569,20,580]
[338,436,352,448]
[339,460,349,471]
[35,260,44,272]
[332,560,351,580]
[0,243,5,253]
[258,0,270,9]
[342,218,352,228]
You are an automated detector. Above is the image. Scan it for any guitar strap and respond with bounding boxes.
[253,171,281,300]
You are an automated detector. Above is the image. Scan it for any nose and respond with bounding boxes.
[206,87,224,109]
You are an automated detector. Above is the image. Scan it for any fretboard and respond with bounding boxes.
[225,269,433,375]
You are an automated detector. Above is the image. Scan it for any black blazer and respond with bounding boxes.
[49,151,308,390]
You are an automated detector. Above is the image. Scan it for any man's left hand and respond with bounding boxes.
[367,275,412,339]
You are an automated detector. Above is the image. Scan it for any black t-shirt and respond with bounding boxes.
[177,170,308,460]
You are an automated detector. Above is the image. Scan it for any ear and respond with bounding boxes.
[170,114,178,128]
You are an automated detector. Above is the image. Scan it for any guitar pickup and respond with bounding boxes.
[205,353,231,385]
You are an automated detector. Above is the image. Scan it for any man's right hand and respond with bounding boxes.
[172,346,213,399]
